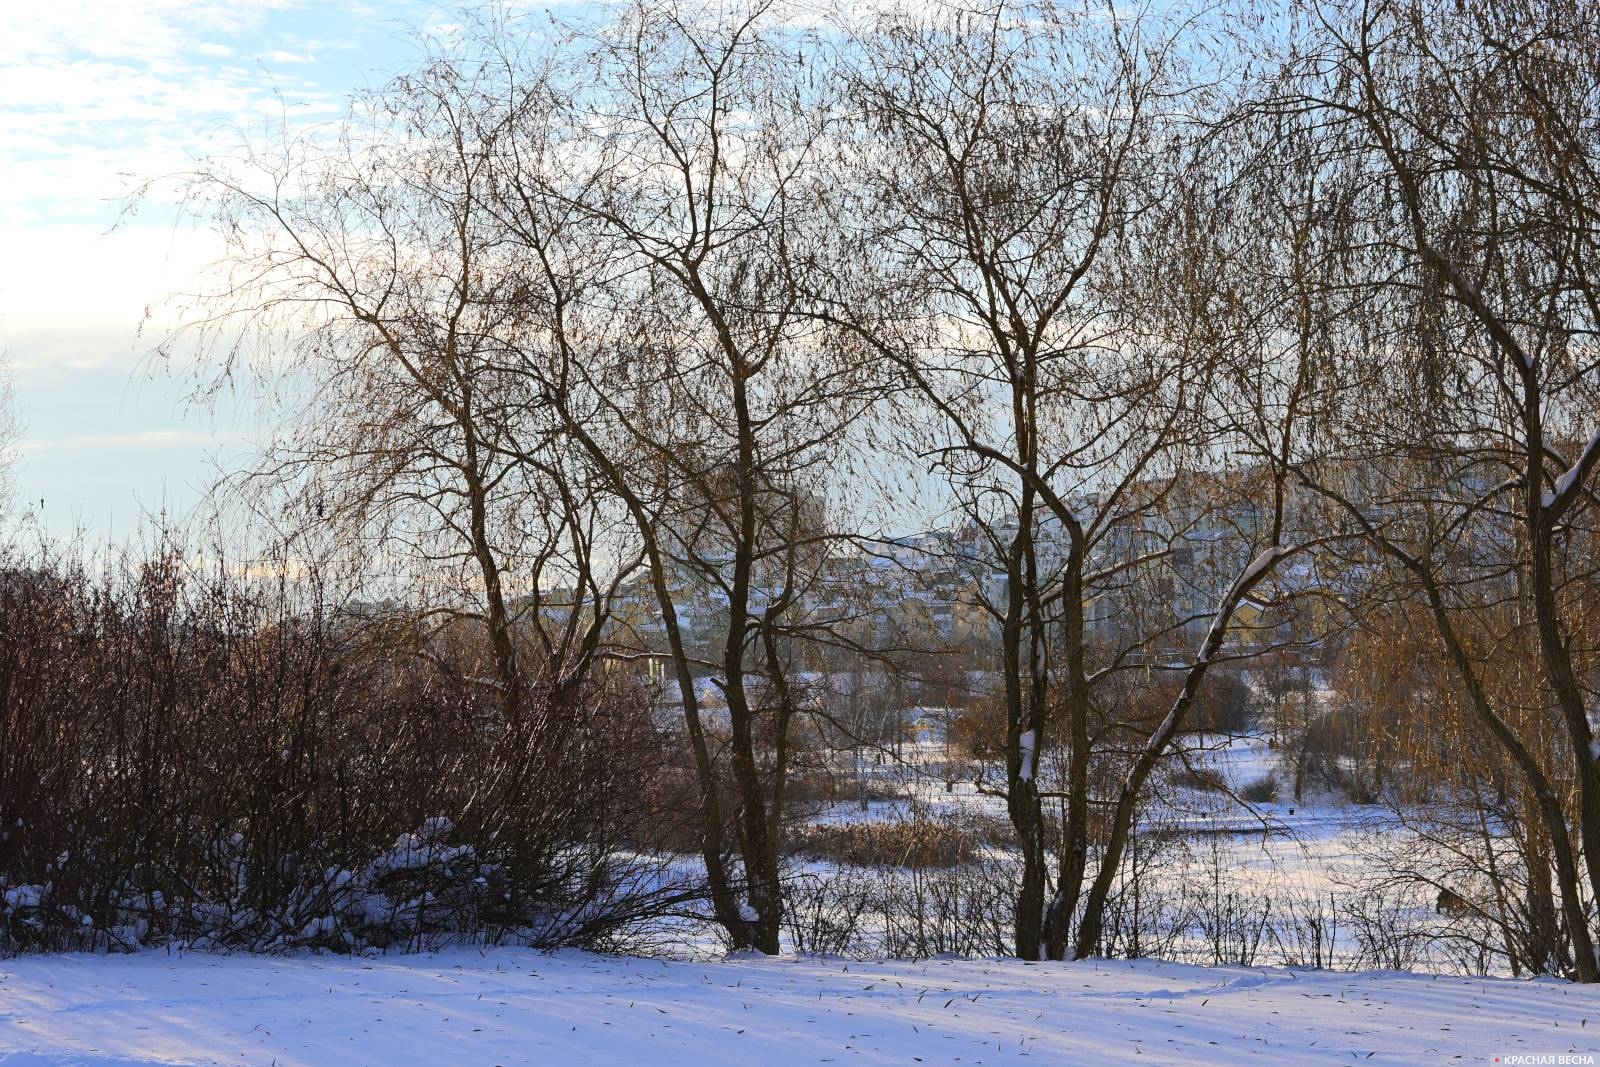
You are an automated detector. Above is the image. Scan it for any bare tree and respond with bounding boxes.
[831,0,1329,961]
[1257,0,1600,979]
[170,28,644,757]
[480,0,885,953]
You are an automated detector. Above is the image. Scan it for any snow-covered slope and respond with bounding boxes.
[0,949,1594,1065]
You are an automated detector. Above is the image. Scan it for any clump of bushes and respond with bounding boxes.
[1170,765,1229,793]
[1240,774,1279,803]
[791,817,984,869]
[947,700,1006,761]
[1188,671,1263,734]
[0,545,684,956]
[783,852,1019,958]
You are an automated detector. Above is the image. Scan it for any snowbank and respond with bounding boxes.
[0,949,1595,1065]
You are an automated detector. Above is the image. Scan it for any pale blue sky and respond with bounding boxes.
[0,0,458,540]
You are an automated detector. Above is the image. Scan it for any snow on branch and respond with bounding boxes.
[1199,544,1293,663]
[1018,729,1037,782]
[1542,427,1600,517]
[1137,543,1296,772]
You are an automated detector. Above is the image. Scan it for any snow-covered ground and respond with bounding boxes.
[0,948,1594,1065]
[794,733,1496,972]
[804,733,1360,836]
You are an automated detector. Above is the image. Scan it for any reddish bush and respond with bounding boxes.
[0,545,685,955]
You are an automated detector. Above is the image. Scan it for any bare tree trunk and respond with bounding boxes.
[1075,546,1293,959]
[1421,571,1598,982]
[558,413,751,947]
[1524,411,1600,939]
[460,417,521,719]
[1002,499,1048,961]
[1044,559,1090,960]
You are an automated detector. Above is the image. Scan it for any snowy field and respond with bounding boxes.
[0,948,1597,1065]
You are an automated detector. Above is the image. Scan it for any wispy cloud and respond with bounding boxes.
[0,0,422,535]
[24,428,235,453]
[1,2,343,228]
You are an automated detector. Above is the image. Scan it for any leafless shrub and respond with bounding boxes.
[782,854,1017,960]
[782,871,876,957]
[1267,891,1342,970]
[1240,775,1279,804]
[1170,766,1230,794]
[1191,887,1273,967]
[1344,886,1431,972]
[1096,866,1195,962]
[0,542,689,956]
[791,815,992,870]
